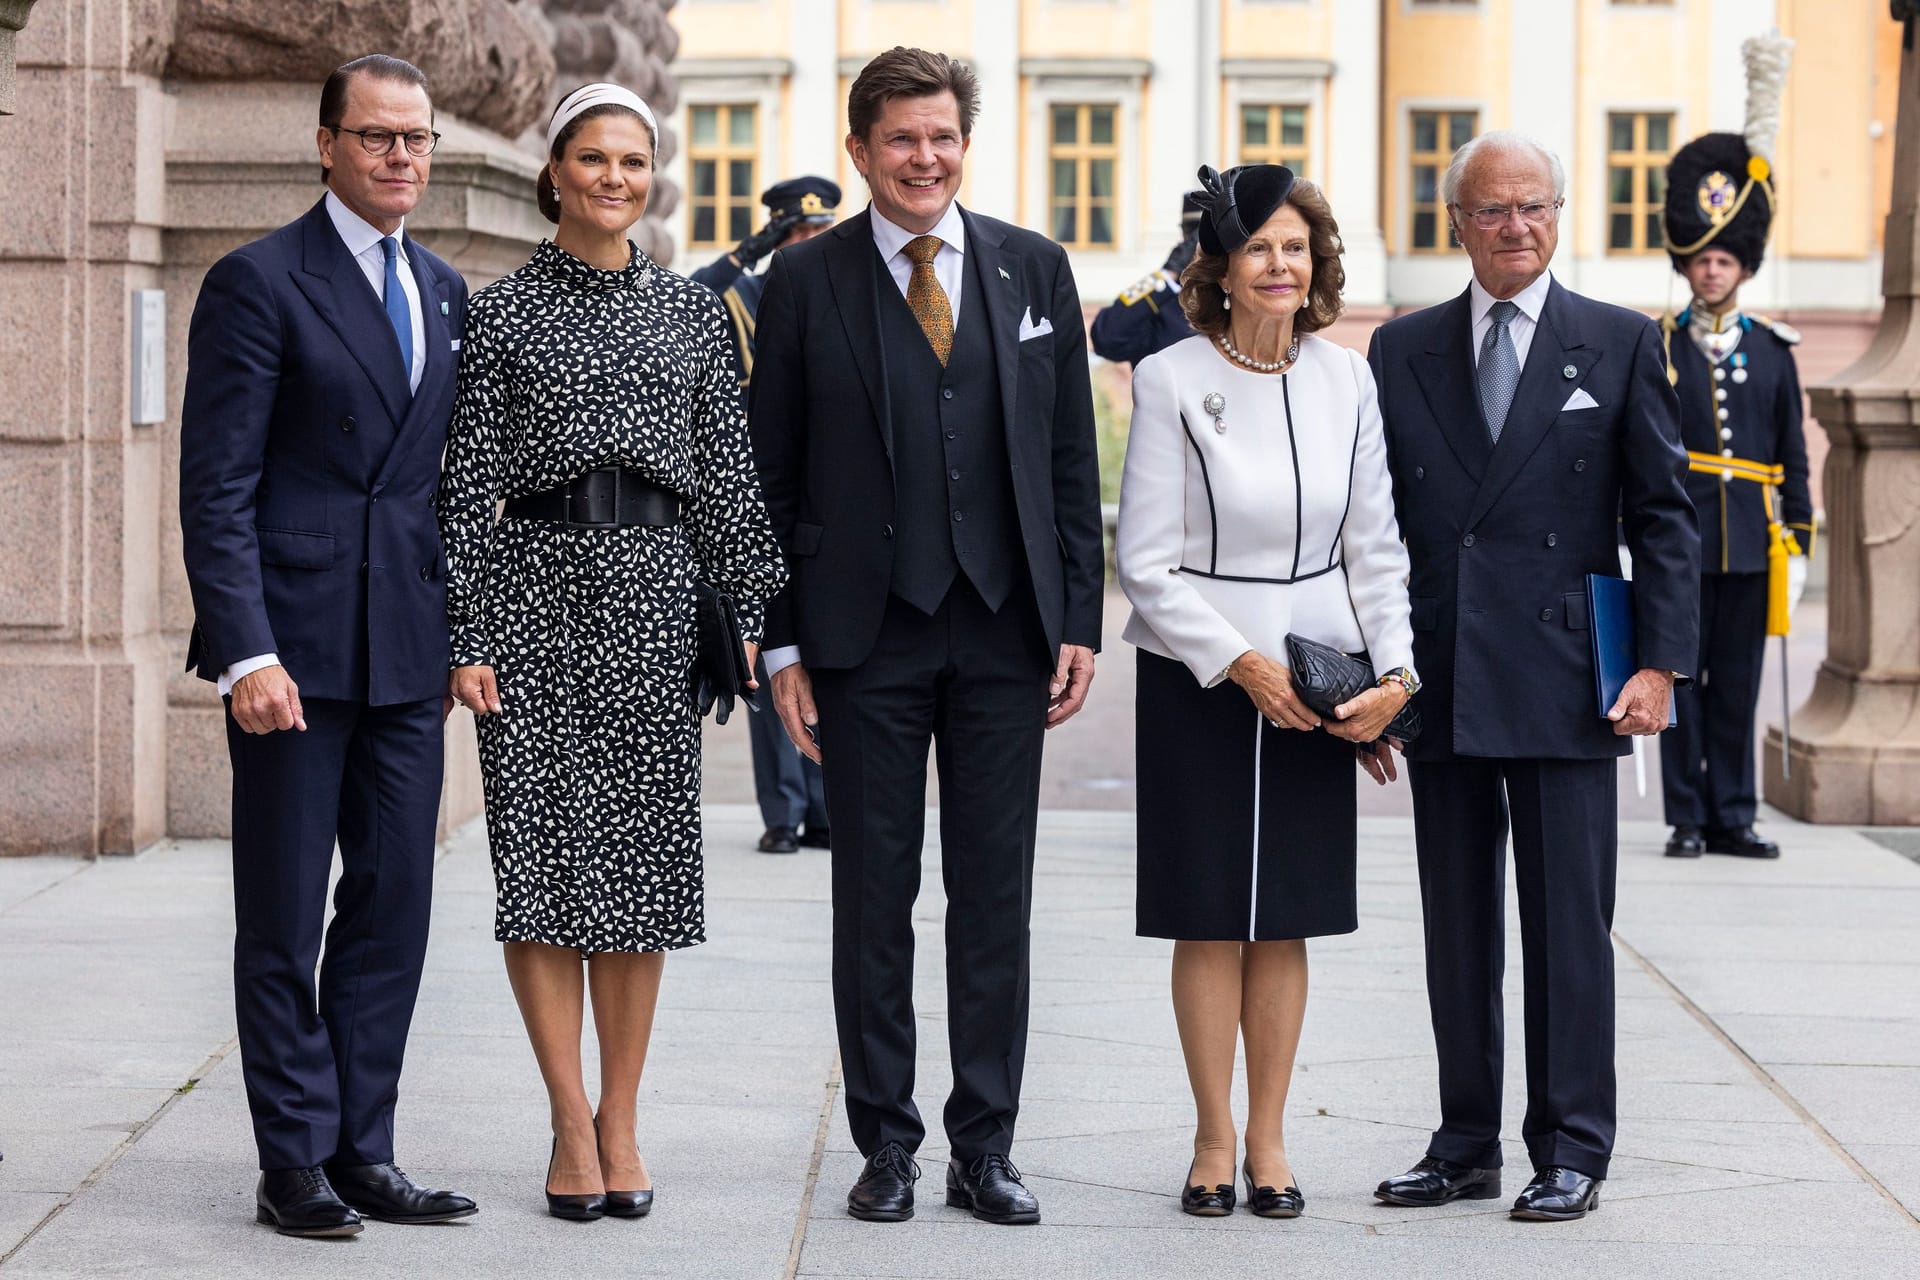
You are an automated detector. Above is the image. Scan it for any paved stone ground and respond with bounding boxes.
[2,798,1917,1278]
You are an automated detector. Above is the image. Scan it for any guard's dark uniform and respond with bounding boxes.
[687,256,764,388]
[1089,269,1193,368]
[1657,127,1813,853]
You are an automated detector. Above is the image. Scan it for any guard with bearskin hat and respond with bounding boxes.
[1657,31,1812,861]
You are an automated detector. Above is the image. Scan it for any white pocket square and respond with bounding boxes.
[1018,307,1054,342]
[450,339,462,352]
[1561,387,1599,412]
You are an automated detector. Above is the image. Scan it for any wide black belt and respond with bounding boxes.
[502,467,680,528]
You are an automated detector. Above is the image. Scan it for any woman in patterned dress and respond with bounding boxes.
[439,83,786,1220]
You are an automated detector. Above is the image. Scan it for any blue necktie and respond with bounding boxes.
[1478,299,1520,444]
[381,236,413,389]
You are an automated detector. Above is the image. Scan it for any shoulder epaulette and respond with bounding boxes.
[1753,314,1802,345]
[1117,270,1170,307]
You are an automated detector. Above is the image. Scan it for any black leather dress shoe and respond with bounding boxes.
[797,825,831,850]
[1510,1166,1600,1221]
[946,1154,1040,1225]
[326,1161,477,1224]
[1706,825,1781,858]
[1242,1162,1304,1219]
[1374,1156,1501,1207]
[847,1142,919,1222]
[546,1138,607,1222]
[255,1168,363,1238]
[1665,825,1705,858]
[592,1116,653,1218]
[758,826,799,854]
[1179,1161,1235,1217]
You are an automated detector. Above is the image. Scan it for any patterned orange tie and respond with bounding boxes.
[903,234,953,366]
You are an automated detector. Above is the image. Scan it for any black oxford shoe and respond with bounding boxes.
[1511,1166,1600,1221]
[1706,825,1780,859]
[1374,1156,1501,1207]
[256,1167,363,1238]
[847,1142,919,1222]
[327,1161,477,1224]
[1665,825,1705,858]
[757,826,799,854]
[797,825,831,850]
[946,1154,1040,1225]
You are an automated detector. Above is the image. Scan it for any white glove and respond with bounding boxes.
[1616,544,1634,581]
[1786,553,1808,618]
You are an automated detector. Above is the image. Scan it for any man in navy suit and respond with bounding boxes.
[1365,133,1698,1222]
[179,53,476,1237]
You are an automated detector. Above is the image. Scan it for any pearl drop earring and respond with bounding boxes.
[552,187,561,200]
[1222,290,1231,311]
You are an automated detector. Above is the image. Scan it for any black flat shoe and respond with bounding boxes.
[1242,1162,1303,1219]
[796,826,831,850]
[946,1154,1040,1225]
[1705,825,1780,859]
[1511,1166,1600,1221]
[255,1168,363,1238]
[545,1137,607,1222]
[325,1161,476,1224]
[592,1116,653,1218]
[758,826,799,854]
[1179,1160,1235,1217]
[848,1142,919,1222]
[1665,825,1705,858]
[1374,1156,1501,1207]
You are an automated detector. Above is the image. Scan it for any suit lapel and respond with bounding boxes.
[1414,290,1493,482]
[1467,280,1597,527]
[825,211,894,462]
[291,201,411,425]
[960,208,1021,437]
[372,244,454,488]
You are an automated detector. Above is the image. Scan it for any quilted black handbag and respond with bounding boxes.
[692,580,758,725]
[1283,633,1421,745]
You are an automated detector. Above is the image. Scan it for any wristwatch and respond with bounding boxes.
[1377,666,1420,696]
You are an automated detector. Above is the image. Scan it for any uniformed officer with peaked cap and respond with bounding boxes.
[1088,192,1203,368]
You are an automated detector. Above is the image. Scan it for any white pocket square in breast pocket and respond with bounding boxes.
[1018,307,1054,342]
[450,339,462,352]
[1561,387,1599,412]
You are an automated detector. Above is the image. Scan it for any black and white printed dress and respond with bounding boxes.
[439,239,787,954]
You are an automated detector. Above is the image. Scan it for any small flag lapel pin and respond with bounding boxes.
[440,300,449,315]
[998,267,1011,281]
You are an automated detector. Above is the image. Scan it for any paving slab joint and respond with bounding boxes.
[785,1052,843,1280]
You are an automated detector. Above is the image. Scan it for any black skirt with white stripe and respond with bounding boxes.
[1134,649,1358,941]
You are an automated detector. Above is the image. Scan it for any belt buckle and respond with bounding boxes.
[566,468,621,528]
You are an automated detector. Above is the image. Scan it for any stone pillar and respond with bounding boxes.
[1328,0,1386,307]
[0,0,39,115]
[1763,4,1920,824]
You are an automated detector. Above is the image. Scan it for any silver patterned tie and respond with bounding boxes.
[1478,299,1521,444]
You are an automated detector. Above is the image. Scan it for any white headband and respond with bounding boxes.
[546,83,658,156]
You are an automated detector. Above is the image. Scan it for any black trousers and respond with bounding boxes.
[1408,757,1618,1180]
[809,581,1051,1162]
[1661,571,1768,830]
[226,694,443,1171]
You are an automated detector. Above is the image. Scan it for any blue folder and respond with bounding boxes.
[1586,574,1678,726]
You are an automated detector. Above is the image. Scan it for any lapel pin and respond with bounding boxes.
[440,300,449,315]
[1562,364,1577,379]
[998,267,1011,281]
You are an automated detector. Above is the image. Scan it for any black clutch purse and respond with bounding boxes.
[693,580,758,725]
[1283,633,1421,745]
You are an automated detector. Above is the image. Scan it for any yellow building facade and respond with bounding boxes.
[668,0,1899,311]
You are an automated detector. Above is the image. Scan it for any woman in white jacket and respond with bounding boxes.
[1116,164,1416,1220]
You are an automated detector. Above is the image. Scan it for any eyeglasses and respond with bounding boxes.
[1455,200,1563,230]
[331,126,441,158]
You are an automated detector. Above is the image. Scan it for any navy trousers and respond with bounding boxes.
[1409,757,1619,1180]
[1661,571,1768,831]
[226,695,443,1171]
[748,654,828,833]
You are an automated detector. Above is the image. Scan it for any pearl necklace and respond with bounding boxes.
[1218,332,1300,373]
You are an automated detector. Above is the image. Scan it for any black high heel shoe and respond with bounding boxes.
[546,1136,607,1221]
[1242,1161,1304,1219]
[1180,1160,1236,1217]
[593,1115,654,1218]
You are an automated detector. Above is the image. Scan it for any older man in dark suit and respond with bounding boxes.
[179,54,475,1237]
[1365,132,1698,1222]
[749,47,1103,1226]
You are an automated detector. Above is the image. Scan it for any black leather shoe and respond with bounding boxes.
[326,1161,476,1224]
[847,1142,919,1222]
[1510,1166,1600,1221]
[1374,1156,1501,1207]
[758,826,799,854]
[1665,825,1705,858]
[545,1138,607,1222]
[592,1116,653,1218]
[1242,1162,1304,1218]
[1180,1160,1235,1217]
[1706,826,1780,859]
[946,1154,1040,1225]
[797,825,831,850]
[255,1168,363,1238]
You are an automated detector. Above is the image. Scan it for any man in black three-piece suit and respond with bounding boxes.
[178,55,476,1237]
[1366,133,1699,1221]
[749,48,1104,1225]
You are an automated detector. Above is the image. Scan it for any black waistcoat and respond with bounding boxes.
[878,248,1023,614]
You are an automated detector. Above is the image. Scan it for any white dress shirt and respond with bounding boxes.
[1117,334,1416,688]
[1468,269,1553,374]
[763,200,970,680]
[218,193,429,696]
